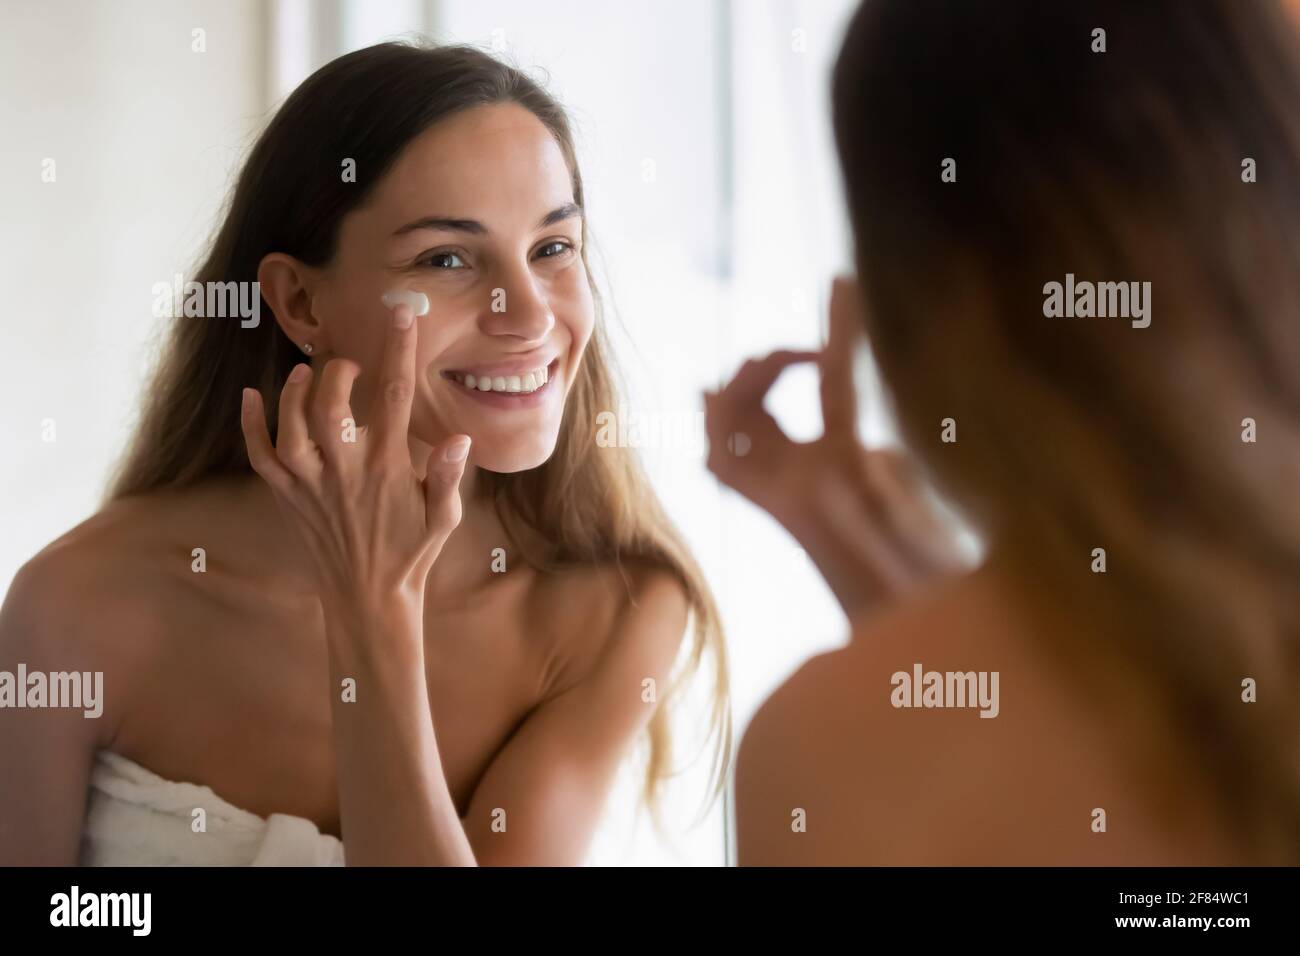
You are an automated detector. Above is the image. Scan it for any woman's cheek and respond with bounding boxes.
[315,281,376,359]
[549,268,596,338]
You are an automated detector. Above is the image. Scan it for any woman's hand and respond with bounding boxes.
[240,303,479,865]
[704,277,967,618]
[239,302,471,626]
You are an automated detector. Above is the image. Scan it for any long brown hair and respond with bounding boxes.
[833,0,1300,861]
[108,42,731,820]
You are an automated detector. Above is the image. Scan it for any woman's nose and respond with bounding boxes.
[478,270,555,342]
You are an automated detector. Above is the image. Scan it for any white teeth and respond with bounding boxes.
[450,365,552,394]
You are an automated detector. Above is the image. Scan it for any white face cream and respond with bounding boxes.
[380,290,430,316]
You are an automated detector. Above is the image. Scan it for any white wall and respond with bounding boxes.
[0,0,268,578]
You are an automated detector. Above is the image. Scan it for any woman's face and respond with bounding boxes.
[312,102,594,473]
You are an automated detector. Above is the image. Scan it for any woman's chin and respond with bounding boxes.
[466,439,557,475]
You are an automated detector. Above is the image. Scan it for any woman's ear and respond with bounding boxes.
[258,253,326,355]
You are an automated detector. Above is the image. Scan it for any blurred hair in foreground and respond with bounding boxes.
[833,0,1300,860]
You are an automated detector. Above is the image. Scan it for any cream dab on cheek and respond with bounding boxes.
[380,290,430,316]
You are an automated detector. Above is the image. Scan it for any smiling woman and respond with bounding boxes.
[0,42,730,867]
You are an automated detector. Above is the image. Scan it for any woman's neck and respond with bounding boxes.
[404,432,514,604]
[209,452,508,608]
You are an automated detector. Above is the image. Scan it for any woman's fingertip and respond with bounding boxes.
[443,435,471,463]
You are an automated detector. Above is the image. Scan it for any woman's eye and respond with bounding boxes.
[419,251,467,270]
[534,240,574,260]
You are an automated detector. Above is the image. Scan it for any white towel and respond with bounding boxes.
[80,750,345,867]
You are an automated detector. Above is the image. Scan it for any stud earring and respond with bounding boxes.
[301,343,314,355]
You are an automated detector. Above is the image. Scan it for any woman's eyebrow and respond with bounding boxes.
[537,202,583,228]
[391,203,583,237]
[392,215,485,237]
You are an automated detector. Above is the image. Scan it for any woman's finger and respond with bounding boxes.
[240,388,295,494]
[276,362,319,476]
[821,276,863,435]
[423,434,471,543]
[311,358,363,460]
[703,387,801,498]
[371,302,419,460]
[705,387,787,450]
[719,349,820,409]
[707,350,815,452]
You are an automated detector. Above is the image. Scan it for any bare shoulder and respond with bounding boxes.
[5,496,159,634]
[734,597,912,865]
[529,558,691,702]
[608,560,692,672]
[1,495,182,707]
[610,560,691,635]
[736,566,1223,865]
